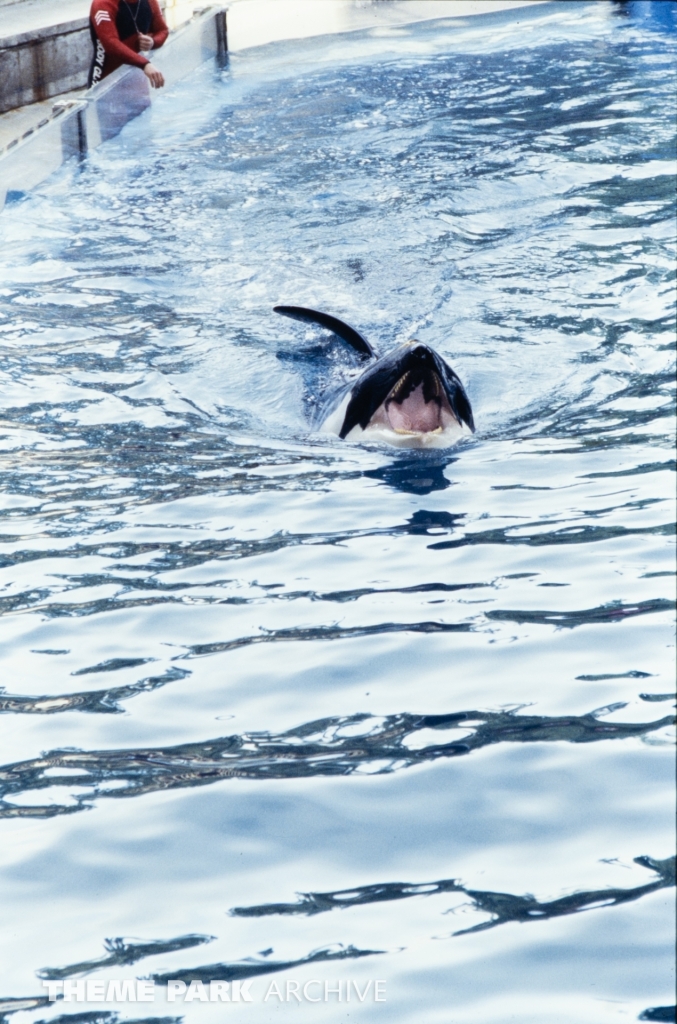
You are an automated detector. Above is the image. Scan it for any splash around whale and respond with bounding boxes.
[274,305,475,449]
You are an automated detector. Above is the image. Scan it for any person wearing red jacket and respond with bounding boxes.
[88,0,169,89]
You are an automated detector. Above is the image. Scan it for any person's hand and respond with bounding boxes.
[138,33,154,51]
[143,63,165,88]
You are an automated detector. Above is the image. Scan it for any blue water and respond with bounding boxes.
[0,3,675,1022]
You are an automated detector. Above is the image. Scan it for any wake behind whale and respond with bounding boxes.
[274,305,475,449]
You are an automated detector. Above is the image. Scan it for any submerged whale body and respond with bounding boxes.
[274,305,475,448]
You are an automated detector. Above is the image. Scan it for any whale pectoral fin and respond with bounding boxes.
[273,305,375,360]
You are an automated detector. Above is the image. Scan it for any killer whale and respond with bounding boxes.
[274,305,475,448]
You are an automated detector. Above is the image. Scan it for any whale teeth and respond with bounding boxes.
[387,372,411,403]
[386,370,444,409]
[393,426,444,436]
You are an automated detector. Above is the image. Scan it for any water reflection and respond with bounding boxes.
[230,854,675,937]
[28,856,674,989]
[364,456,455,495]
[0,668,189,715]
[38,936,213,982]
[0,999,50,1023]
[37,1016,179,1024]
[638,1007,677,1023]
[1,703,672,819]
[150,944,382,987]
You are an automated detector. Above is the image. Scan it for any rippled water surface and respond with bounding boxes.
[0,3,675,1022]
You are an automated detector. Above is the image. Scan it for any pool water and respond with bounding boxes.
[0,3,675,1022]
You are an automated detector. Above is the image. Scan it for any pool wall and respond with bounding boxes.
[0,14,91,115]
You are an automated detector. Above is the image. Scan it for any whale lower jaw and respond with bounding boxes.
[321,393,470,448]
[342,420,471,448]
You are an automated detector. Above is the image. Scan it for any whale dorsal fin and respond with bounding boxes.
[274,305,375,360]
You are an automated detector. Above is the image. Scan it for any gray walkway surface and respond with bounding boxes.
[0,0,89,40]
[0,91,82,155]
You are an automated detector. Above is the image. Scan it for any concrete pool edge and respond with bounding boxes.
[0,0,561,212]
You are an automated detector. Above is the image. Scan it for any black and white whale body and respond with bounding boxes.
[274,305,475,448]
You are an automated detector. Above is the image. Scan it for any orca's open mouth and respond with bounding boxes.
[334,341,474,441]
[384,369,447,434]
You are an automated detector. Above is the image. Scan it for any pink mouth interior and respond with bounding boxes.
[386,383,442,433]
